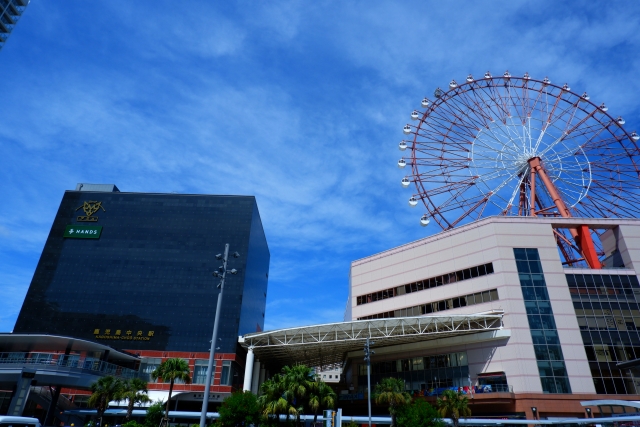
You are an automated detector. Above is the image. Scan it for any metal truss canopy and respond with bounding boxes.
[238,311,504,368]
[0,0,29,50]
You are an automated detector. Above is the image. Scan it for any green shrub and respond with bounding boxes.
[396,399,445,427]
[216,391,261,427]
[144,401,165,427]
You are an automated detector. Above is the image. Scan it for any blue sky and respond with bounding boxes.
[1,1,640,332]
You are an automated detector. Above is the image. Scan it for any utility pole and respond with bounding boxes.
[199,244,239,427]
[364,337,375,427]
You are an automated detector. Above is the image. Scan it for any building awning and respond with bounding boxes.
[238,310,504,368]
[581,399,640,409]
[0,334,139,362]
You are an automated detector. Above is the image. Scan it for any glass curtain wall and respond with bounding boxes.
[514,248,572,393]
[566,272,640,394]
[357,351,469,393]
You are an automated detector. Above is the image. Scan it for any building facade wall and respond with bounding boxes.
[13,189,270,354]
[349,217,640,398]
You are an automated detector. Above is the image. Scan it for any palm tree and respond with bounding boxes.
[116,378,151,421]
[151,358,191,426]
[436,389,472,427]
[308,379,337,424]
[374,377,411,427]
[282,364,315,426]
[258,373,294,422]
[88,376,124,426]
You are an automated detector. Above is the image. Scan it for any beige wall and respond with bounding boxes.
[349,217,640,394]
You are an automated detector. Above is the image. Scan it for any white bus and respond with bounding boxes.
[0,416,41,427]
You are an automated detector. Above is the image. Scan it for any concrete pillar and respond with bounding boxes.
[250,359,260,394]
[259,367,266,390]
[8,369,36,416]
[243,347,255,392]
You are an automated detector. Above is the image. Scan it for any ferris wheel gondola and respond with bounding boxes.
[398,71,640,268]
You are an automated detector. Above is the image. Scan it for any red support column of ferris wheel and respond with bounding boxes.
[528,157,602,269]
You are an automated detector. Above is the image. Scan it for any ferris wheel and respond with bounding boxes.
[398,71,640,268]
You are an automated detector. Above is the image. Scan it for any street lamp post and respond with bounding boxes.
[364,337,375,427]
[199,244,239,427]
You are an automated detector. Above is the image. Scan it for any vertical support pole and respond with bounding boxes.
[367,363,372,427]
[44,386,62,427]
[243,348,254,392]
[519,180,526,216]
[199,244,230,427]
[251,359,260,394]
[529,166,537,216]
[529,157,601,269]
[258,368,266,395]
[364,337,373,427]
[8,370,35,416]
[323,409,332,427]
[579,224,602,269]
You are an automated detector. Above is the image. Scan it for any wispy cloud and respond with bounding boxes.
[0,1,639,332]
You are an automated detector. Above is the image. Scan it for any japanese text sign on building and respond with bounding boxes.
[93,328,155,341]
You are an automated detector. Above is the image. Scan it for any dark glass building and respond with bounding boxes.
[13,184,270,354]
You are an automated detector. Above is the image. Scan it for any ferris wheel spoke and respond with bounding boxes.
[475,127,522,157]
[539,119,610,158]
[477,166,523,198]
[454,88,496,128]
[468,82,510,124]
[401,73,639,237]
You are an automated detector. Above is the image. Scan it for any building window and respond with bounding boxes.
[514,248,571,394]
[567,272,640,394]
[139,358,162,383]
[220,360,232,386]
[193,360,211,385]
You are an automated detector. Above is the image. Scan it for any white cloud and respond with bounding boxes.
[1,0,639,332]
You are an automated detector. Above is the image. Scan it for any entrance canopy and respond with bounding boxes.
[239,310,504,368]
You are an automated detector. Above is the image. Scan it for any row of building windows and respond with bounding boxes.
[567,274,639,289]
[358,352,468,376]
[357,352,471,393]
[355,263,494,306]
[569,272,640,395]
[139,358,233,385]
[357,289,499,320]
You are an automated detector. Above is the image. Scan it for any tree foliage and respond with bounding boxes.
[374,377,411,427]
[396,399,444,427]
[217,391,261,427]
[308,380,337,424]
[151,358,192,424]
[88,376,124,423]
[144,401,165,427]
[257,364,335,427]
[116,378,151,421]
[436,389,472,427]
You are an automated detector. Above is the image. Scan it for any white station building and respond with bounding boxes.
[339,216,640,419]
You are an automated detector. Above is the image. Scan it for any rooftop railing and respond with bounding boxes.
[0,352,138,379]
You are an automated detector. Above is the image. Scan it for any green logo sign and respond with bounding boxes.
[64,225,103,239]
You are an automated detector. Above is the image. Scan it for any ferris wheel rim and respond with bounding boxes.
[401,72,640,231]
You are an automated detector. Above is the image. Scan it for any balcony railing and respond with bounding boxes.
[0,352,138,379]
[411,384,514,397]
